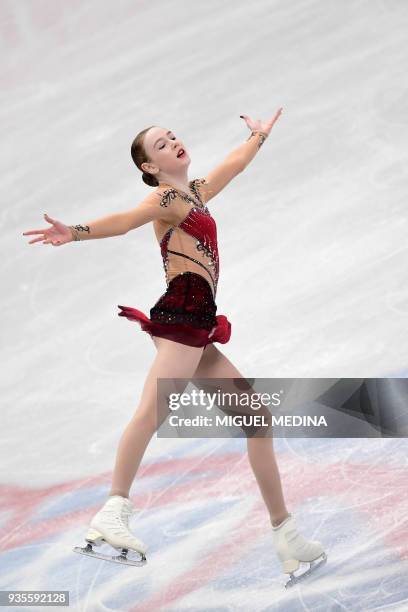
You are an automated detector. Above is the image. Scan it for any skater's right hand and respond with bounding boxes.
[23,213,73,246]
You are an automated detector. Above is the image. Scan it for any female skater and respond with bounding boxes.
[23,110,326,586]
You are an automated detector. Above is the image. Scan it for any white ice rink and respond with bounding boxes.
[1,0,408,610]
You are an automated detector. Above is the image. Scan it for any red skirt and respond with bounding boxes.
[117,271,231,348]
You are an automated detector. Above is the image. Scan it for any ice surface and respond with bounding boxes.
[1,0,408,610]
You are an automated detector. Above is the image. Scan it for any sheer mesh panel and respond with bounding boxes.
[118,178,232,347]
[157,179,220,299]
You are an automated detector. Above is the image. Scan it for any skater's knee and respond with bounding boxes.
[249,406,274,438]
[131,409,158,434]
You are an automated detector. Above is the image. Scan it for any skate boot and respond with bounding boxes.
[73,495,147,566]
[271,513,327,588]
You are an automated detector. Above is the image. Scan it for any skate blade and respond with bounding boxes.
[73,543,147,567]
[284,552,327,588]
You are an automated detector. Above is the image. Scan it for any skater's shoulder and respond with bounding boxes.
[138,188,179,217]
[120,189,177,233]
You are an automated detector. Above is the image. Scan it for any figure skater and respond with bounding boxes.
[23,109,326,586]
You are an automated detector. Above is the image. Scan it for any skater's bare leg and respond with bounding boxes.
[109,336,205,498]
[193,344,290,527]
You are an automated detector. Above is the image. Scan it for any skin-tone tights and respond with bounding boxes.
[109,337,290,528]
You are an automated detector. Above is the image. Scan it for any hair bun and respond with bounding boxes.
[142,171,159,187]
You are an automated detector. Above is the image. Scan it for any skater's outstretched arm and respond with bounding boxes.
[22,190,174,245]
[196,108,283,203]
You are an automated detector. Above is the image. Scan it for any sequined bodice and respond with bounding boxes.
[156,179,219,299]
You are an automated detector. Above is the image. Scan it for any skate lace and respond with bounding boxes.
[103,505,133,530]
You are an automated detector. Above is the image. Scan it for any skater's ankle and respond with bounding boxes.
[271,512,291,528]
[108,491,129,499]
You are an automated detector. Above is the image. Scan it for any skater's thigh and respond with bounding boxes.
[194,343,244,378]
[134,336,205,425]
[151,336,205,374]
[194,344,274,439]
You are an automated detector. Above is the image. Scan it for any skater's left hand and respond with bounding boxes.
[240,108,283,136]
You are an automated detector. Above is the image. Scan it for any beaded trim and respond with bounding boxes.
[156,180,218,298]
[158,180,204,210]
[159,206,210,248]
[247,130,268,149]
[190,178,207,204]
[150,271,217,330]
[166,247,216,294]
[159,205,218,296]
[157,189,178,208]
[69,224,90,241]
[150,307,216,330]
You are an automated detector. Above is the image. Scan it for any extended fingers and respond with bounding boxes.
[272,108,283,122]
[44,213,56,223]
[241,108,283,129]
[264,109,283,130]
[23,231,62,245]
[23,228,48,235]
[27,235,46,244]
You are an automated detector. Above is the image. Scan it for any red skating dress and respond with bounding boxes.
[117,178,232,348]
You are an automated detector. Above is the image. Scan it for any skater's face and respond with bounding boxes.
[141,126,190,180]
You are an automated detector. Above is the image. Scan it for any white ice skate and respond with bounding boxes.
[73,495,147,566]
[271,513,327,588]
